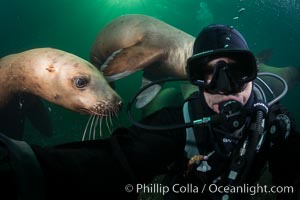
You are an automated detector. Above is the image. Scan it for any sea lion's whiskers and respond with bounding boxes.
[93,116,100,140]
[82,115,93,141]
[107,109,120,130]
[99,117,103,138]
[88,101,121,138]
[109,112,113,127]
[107,114,114,135]
[112,110,120,125]
[88,115,96,140]
[105,112,112,135]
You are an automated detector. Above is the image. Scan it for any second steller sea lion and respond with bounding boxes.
[90,14,194,108]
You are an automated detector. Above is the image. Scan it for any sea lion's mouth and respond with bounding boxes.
[78,109,93,115]
[79,102,121,117]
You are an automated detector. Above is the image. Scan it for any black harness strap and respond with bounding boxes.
[186,92,212,155]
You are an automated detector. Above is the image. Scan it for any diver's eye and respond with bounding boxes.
[74,77,89,88]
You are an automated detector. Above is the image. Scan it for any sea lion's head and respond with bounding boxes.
[26,48,122,117]
[54,56,122,117]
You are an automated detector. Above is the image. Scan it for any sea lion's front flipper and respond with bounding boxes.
[136,77,162,109]
[100,45,164,82]
[141,87,184,117]
[25,96,53,137]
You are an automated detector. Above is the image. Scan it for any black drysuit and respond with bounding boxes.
[1,92,300,200]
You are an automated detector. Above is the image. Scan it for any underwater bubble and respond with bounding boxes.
[238,8,246,13]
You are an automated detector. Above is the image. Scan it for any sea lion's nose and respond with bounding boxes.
[116,100,123,110]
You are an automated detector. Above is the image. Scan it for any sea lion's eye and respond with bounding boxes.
[74,77,88,88]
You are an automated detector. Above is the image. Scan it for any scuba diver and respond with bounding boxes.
[0,24,299,200]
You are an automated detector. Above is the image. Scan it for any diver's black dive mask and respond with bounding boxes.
[187,59,257,94]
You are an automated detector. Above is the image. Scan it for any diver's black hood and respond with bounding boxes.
[187,24,257,71]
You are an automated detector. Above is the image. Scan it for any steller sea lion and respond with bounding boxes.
[90,14,194,108]
[0,48,122,139]
[90,14,300,108]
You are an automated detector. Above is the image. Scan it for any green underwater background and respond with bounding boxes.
[1,0,300,146]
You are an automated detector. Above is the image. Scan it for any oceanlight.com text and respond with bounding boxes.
[208,183,294,196]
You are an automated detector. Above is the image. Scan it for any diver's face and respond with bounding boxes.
[203,57,252,113]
